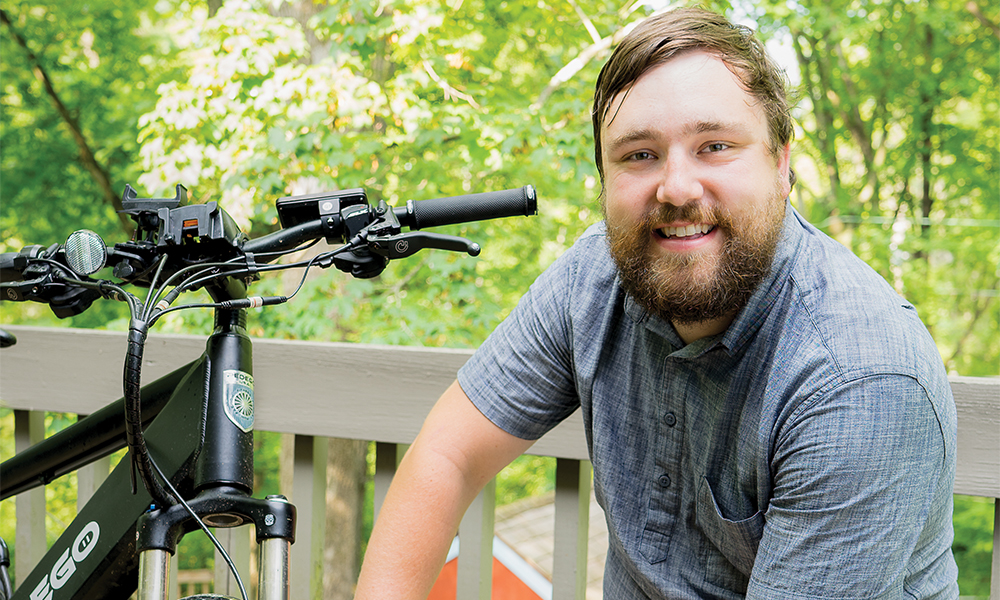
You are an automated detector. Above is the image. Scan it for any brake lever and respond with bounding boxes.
[367,232,481,259]
[1,276,48,302]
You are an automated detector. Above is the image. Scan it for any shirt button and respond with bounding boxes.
[664,412,677,427]
[658,474,671,488]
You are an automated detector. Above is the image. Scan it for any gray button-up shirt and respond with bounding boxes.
[458,205,957,599]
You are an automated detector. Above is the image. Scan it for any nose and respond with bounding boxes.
[656,154,703,206]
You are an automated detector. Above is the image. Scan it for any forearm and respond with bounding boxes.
[355,381,533,599]
[354,443,475,598]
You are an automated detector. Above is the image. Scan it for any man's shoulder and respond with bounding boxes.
[567,221,611,262]
[774,220,946,387]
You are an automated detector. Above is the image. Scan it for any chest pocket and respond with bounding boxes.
[696,477,764,581]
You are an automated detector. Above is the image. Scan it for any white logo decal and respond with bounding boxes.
[30,521,100,599]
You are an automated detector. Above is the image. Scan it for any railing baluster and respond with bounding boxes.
[992,498,999,600]
[213,526,252,597]
[458,478,495,600]
[290,434,327,600]
[14,409,46,582]
[170,552,180,598]
[552,458,591,600]
[75,413,110,511]
[373,442,400,521]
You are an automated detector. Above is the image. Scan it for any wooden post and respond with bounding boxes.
[213,526,253,597]
[552,458,590,600]
[992,498,999,600]
[457,479,495,600]
[290,434,327,599]
[75,413,111,511]
[14,410,46,583]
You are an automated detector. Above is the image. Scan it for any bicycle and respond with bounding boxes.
[0,181,537,600]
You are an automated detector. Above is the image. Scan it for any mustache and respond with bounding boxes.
[640,202,733,230]
[599,190,731,229]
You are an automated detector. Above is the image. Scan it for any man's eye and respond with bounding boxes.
[627,151,655,161]
[704,143,729,153]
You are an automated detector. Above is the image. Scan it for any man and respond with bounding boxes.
[355,8,958,599]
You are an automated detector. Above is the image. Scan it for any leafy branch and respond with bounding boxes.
[965,0,1000,40]
[532,7,670,109]
[0,8,133,234]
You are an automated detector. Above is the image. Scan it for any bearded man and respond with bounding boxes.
[355,8,958,599]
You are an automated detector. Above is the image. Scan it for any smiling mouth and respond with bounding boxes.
[655,224,716,240]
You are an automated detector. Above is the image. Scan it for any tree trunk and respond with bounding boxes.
[792,30,842,209]
[830,39,880,211]
[268,1,331,64]
[918,22,937,238]
[323,439,367,598]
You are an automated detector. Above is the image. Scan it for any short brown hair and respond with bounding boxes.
[592,7,794,183]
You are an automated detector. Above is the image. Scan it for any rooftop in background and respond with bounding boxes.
[494,489,608,600]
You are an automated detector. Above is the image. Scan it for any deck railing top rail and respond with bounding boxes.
[2,325,996,495]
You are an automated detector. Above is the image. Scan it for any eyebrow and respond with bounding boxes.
[605,120,754,153]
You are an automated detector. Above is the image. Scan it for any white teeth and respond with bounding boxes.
[660,224,713,238]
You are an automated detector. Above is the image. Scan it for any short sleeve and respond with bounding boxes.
[747,373,958,599]
[457,242,585,440]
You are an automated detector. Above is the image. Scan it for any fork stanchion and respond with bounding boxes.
[258,537,290,600]
[138,548,171,600]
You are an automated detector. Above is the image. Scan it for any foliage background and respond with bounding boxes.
[1,0,997,596]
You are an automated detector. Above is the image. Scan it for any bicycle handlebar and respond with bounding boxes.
[240,185,536,257]
[0,183,538,316]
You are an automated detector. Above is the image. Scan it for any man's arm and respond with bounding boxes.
[355,380,535,599]
[747,374,957,599]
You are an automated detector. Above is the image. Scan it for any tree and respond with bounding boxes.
[1,0,185,328]
[133,0,704,348]
[0,0,185,236]
[755,0,999,377]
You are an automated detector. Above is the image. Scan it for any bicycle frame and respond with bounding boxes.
[2,307,296,600]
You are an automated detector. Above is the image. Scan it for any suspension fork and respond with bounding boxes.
[136,493,294,600]
[136,307,296,600]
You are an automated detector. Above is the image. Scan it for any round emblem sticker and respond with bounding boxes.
[223,370,254,432]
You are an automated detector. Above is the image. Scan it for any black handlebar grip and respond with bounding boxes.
[399,185,537,230]
[0,252,22,284]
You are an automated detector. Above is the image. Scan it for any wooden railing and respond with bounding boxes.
[2,325,998,599]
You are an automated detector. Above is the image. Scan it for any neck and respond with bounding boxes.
[672,312,735,346]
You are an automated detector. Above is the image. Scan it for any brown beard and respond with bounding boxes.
[605,192,785,325]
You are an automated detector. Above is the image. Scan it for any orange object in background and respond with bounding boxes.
[427,537,549,600]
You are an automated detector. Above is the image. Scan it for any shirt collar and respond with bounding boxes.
[623,200,804,355]
[720,202,804,355]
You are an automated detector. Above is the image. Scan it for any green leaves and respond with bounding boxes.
[123,0,633,347]
[1,0,181,244]
[763,0,999,376]
[2,0,995,371]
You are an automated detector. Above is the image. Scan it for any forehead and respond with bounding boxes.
[602,50,767,144]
